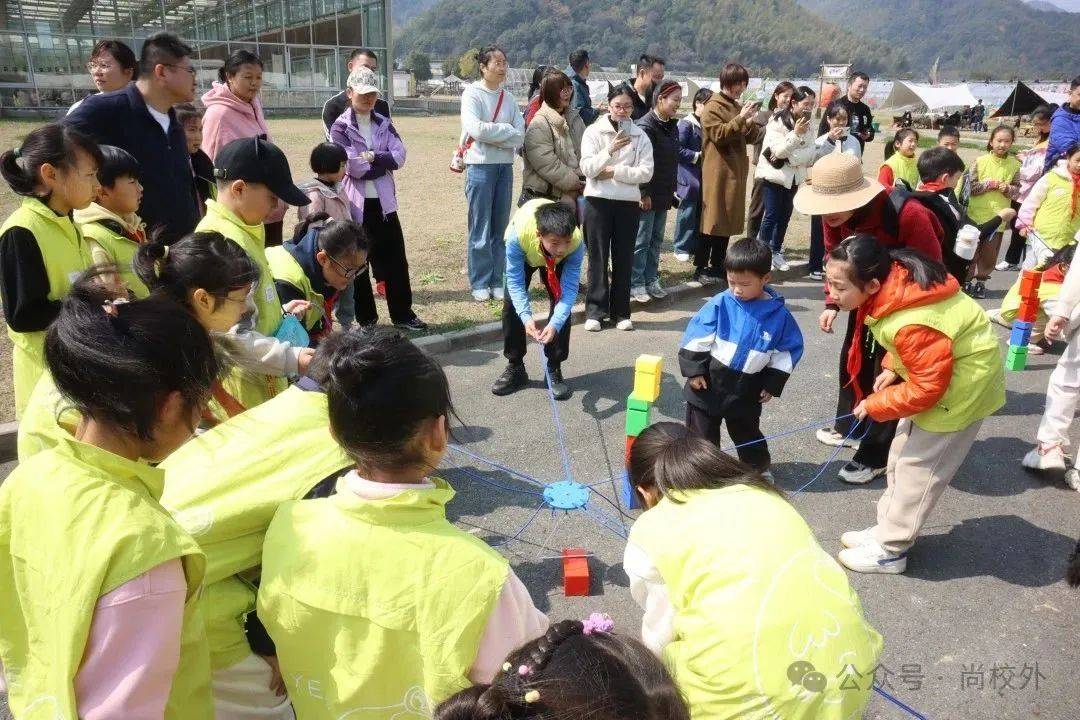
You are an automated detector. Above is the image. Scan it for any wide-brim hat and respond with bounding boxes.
[793,148,883,216]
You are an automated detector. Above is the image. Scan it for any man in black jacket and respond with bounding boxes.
[321,48,391,137]
[626,53,665,120]
[818,70,876,153]
[66,32,198,243]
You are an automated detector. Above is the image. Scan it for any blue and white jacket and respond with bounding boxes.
[679,287,804,412]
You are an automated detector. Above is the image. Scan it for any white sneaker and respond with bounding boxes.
[995,261,1019,272]
[646,281,667,299]
[772,251,790,272]
[583,318,602,332]
[838,461,886,485]
[686,277,703,288]
[616,319,634,331]
[807,270,824,281]
[1022,443,1067,472]
[838,541,908,574]
[674,252,691,263]
[472,288,491,302]
[841,526,877,549]
[1026,342,1045,356]
[631,287,651,303]
[1065,468,1080,491]
[815,427,861,449]
[491,287,505,301]
[987,309,1010,329]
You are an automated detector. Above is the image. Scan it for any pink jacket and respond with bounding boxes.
[297,178,352,223]
[201,82,285,223]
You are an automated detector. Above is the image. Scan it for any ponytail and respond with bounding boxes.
[134,231,260,307]
[0,124,102,197]
[884,128,918,161]
[828,234,948,290]
[291,211,331,243]
[218,49,262,84]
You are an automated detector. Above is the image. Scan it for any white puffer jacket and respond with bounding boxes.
[579,113,655,202]
[754,114,817,189]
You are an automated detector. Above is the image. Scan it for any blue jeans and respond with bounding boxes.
[632,208,668,288]
[758,180,795,253]
[673,197,699,256]
[465,163,513,291]
[334,280,356,327]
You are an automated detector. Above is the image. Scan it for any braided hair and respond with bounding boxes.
[435,620,690,720]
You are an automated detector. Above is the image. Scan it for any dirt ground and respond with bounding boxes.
[0,114,989,423]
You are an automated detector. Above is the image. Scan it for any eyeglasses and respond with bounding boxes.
[162,63,197,77]
[327,254,367,281]
[86,61,116,72]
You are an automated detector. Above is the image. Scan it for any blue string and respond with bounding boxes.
[443,460,546,498]
[542,360,575,484]
[447,444,548,488]
[873,685,930,720]
[508,501,547,543]
[723,412,856,453]
[791,420,873,495]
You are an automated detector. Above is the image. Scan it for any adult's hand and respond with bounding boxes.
[819,308,839,333]
[794,116,810,135]
[608,132,631,154]
[524,318,541,342]
[640,195,652,211]
[873,369,899,393]
[1045,315,1069,341]
[596,166,616,181]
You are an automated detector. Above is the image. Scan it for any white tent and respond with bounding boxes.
[880,81,978,112]
[587,79,612,105]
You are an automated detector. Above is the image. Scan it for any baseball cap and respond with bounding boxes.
[346,67,380,95]
[214,136,310,207]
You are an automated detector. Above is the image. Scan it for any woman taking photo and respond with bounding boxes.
[522,69,585,204]
[460,45,525,302]
[579,83,654,332]
[746,81,795,240]
[201,49,288,245]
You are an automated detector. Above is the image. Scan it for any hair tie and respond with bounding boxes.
[12,146,21,159]
[524,690,540,704]
[102,297,129,317]
[154,245,170,278]
[582,612,614,635]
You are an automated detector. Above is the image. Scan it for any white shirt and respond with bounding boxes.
[354,113,380,199]
[147,105,171,135]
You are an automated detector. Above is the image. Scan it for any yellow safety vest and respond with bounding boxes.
[16,370,78,460]
[881,152,920,190]
[79,219,150,298]
[967,153,1021,224]
[266,246,325,331]
[1032,171,1080,250]
[628,485,883,720]
[0,434,213,719]
[258,477,508,719]
[0,197,92,417]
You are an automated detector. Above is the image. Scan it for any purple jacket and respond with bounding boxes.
[329,108,406,222]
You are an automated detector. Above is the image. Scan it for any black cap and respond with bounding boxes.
[214,136,310,207]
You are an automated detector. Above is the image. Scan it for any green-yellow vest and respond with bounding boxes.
[509,198,584,268]
[0,198,92,418]
[1033,171,1080,250]
[628,486,883,720]
[266,245,325,331]
[967,153,1021,224]
[16,370,78,460]
[1000,273,1061,324]
[867,289,1005,432]
[258,477,509,719]
[0,435,213,719]
[881,152,920,190]
[79,220,150,298]
[196,199,287,410]
[160,385,351,669]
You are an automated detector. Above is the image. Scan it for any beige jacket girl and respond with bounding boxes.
[522,103,585,200]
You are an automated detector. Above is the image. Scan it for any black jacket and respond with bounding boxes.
[321,91,391,139]
[637,110,680,211]
[817,95,876,151]
[65,84,197,244]
[625,78,652,121]
[191,149,215,214]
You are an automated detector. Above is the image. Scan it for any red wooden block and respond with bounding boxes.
[562,549,590,596]
[1017,299,1040,322]
[1019,275,1042,299]
[625,435,636,465]
[1021,269,1043,282]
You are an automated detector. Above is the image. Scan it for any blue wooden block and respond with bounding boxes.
[619,469,641,510]
[1010,326,1032,347]
[1012,320,1034,332]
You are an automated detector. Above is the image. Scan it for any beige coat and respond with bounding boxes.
[523,104,585,198]
[700,91,765,237]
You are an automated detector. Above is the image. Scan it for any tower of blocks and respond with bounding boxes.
[1006,270,1042,371]
[620,354,664,510]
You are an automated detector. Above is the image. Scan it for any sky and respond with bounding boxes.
[1030,0,1080,11]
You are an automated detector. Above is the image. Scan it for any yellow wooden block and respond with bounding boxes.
[635,354,663,377]
[633,368,662,402]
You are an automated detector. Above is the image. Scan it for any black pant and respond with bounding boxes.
[746,176,765,238]
[808,215,825,273]
[584,197,639,322]
[695,234,729,274]
[686,399,770,471]
[503,262,571,371]
[833,309,898,468]
[264,220,284,247]
[353,199,416,324]
[1003,200,1025,266]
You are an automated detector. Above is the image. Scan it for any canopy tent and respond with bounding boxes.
[990,81,1069,117]
[880,81,978,112]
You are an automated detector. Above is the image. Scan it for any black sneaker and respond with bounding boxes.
[491,363,528,396]
[970,280,986,299]
[393,316,429,332]
[547,367,571,400]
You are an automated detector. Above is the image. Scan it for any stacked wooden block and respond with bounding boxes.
[621,355,663,510]
[1006,270,1042,371]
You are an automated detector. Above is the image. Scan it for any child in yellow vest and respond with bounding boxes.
[878,127,920,190]
[74,144,149,297]
[966,125,1021,297]
[434,618,692,720]
[623,422,881,720]
[989,244,1073,356]
[0,275,219,719]
[258,327,548,719]
[0,123,101,417]
[826,235,1005,574]
[1017,143,1080,269]
[196,136,313,413]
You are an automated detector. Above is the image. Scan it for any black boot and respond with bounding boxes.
[547,367,571,401]
[491,363,529,396]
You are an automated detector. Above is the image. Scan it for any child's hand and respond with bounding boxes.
[524,319,541,342]
[819,308,839,333]
[997,208,1017,224]
[1019,227,1029,238]
[688,376,708,391]
[282,299,311,318]
[873,369,899,393]
[759,390,773,403]
[853,400,869,421]
[537,324,557,344]
[263,655,287,696]
[297,348,315,376]
[1045,315,1069,341]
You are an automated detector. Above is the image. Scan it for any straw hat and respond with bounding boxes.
[793,148,883,216]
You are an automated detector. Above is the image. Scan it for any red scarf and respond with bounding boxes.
[844,304,872,403]
[1071,170,1080,220]
[545,255,562,303]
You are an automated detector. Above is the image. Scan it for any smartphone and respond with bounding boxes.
[801,110,812,122]
[609,115,621,131]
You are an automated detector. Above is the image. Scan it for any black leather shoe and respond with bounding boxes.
[491,363,528,396]
[547,367,571,400]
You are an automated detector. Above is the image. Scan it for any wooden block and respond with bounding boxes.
[1011,320,1034,332]
[625,407,650,437]
[633,370,661,403]
[1005,345,1028,371]
[635,354,664,377]
[626,393,651,412]
[619,468,641,510]
[562,549,590,596]
[1009,326,1032,347]
[625,435,636,465]
[1019,276,1041,298]
[1016,300,1040,323]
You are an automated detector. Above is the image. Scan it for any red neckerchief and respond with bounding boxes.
[845,303,871,403]
[1071,170,1080,219]
[543,247,562,303]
